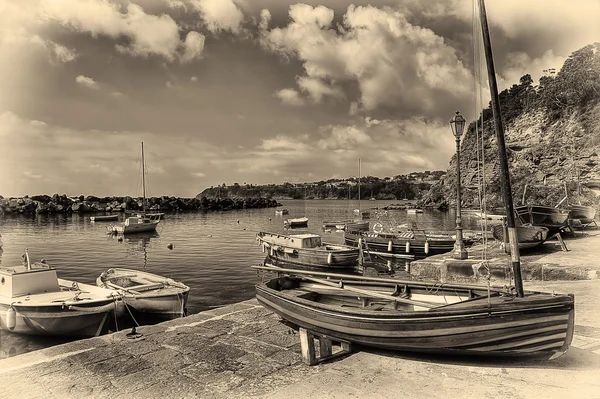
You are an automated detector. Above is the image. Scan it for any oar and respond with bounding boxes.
[300,275,436,309]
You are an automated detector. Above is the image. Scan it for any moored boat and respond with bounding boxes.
[275,209,290,215]
[0,251,119,337]
[323,220,369,231]
[255,269,574,360]
[90,214,119,222]
[492,224,549,250]
[256,232,360,270]
[96,268,190,320]
[344,228,457,259]
[284,217,309,228]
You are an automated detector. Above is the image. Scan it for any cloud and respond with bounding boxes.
[41,0,204,62]
[190,0,245,34]
[260,4,472,115]
[499,49,566,90]
[275,88,305,106]
[180,31,205,63]
[190,76,198,82]
[75,75,99,89]
[31,35,77,63]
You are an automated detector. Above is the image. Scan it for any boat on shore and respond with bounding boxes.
[514,205,570,237]
[284,217,309,228]
[254,267,574,360]
[568,204,597,226]
[256,232,360,270]
[96,268,190,320]
[91,214,119,222]
[0,251,119,337]
[492,224,549,250]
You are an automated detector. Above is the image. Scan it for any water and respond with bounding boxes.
[0,199,480,358]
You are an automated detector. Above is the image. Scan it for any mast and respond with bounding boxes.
[141,142,146,214]
[358,158,361,212]
[478,0,524,297]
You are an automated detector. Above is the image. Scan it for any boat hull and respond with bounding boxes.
[90,215,119,222]
[344,230,455,259]
[284,218,309,228]
[256,277,575,359]
[0,300,115,337]
[111,221,159,234]
[492,225,549,250]
[514,205,570,236]
[569,205,597,224]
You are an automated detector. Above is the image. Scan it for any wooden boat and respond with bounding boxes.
[284,217,309,228]
[0,251,118,337]
[255,267,574,360]
[109,143,161,235]
[96,268,190,320]
[492,224,549,250]
[353,209,370,219]
[256,232,360,270]
[255,0,576,362]
[90,214,119,222]
[514,205,570,237]
[275,209,289,216]
[568,204,597,225]
[344,228,457,259]
[323,220,369,231]
[406,208,424,214]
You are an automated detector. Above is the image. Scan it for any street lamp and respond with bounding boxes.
[449,110,468,260]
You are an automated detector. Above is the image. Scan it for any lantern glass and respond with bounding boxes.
[449,111,466,138]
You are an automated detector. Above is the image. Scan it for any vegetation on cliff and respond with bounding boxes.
[198,171,445,201]
[423,42,600,210]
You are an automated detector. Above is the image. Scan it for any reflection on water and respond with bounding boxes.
[0,200,481,358]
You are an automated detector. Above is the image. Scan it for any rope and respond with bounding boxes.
[121,297,140,327]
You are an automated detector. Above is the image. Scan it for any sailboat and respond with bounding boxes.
[109,142,161,235]
[353,158,370,220]
[254,0,574,360]
[322,181,369,231]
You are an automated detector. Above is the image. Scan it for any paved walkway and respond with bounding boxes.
[1,279,599,399]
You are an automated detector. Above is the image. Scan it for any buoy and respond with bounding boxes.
[387,260,392,272]
[327,253,333,265]
[117,236,123,242]
[237,220,240,224]
[405,241,410,253]
[424,240,430,254]
[262,243,266,253]
[6,306,16,330]
[167,243,174,250]
[388,240,393,252]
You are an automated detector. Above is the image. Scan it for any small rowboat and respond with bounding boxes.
[96,268,190,320]
[284,217,309,228]
[492,224,549,250]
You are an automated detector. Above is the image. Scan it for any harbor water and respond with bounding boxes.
[0,199,481,358]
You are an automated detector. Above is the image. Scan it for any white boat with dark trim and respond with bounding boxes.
[0,250,119,337]
[97,268,190,320]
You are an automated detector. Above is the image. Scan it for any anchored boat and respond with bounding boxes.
[97,268,190,320]
[256,232,360,270]
[0,251,119,337]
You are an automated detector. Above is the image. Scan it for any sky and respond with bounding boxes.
[1,0,599,197]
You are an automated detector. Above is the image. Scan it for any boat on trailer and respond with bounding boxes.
[568,204,597,226]
[96,268,190,320]
[492,224,549,251]
[256,232,360,270]
[0,251,119,337]
[514,205,570,237]
[255,267,574,360]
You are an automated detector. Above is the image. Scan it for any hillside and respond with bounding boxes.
[197,171,445,200]
[422,42,600,210]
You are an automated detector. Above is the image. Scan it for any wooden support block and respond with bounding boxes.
[555,232,569,252]
[298,327,353,366]
[299,328,317,366]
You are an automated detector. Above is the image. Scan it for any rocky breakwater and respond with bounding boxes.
[0,194,280,215]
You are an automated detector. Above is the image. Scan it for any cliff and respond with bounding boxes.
[423,42,600,210]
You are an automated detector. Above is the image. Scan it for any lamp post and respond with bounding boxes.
[450,110,468,260]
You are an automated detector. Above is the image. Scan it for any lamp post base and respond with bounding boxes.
[453,227,468,260]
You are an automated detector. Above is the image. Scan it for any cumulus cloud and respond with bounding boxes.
[180,31,206,63]
[260,4,473,114]
[190,0,245,34]
[75,75,99,89]
[41,0,204,62]
[275,88,305,106]
[499,49,566,90]
[31,35,77,63]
